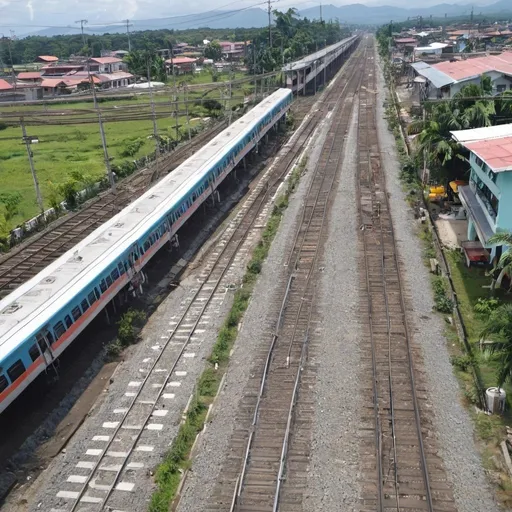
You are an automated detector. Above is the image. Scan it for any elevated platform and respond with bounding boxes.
[283,34,360,94]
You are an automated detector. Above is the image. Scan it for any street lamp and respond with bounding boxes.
[20,118,44,216]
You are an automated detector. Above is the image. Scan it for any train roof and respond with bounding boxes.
[0,88,292,361]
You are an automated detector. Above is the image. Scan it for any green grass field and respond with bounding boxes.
[0,78,251,229]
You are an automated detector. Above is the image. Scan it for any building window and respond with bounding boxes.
[497,84,506,93]
[471,175,499,220]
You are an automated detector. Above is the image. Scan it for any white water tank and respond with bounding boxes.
[486,387,506,414]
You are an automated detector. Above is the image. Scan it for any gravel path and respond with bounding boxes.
[302,102,362,511]
[177,97,335,512]
[375,57,500,512]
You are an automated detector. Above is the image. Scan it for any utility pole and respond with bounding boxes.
[21,118,44,215]
[75,19,88,48]
[268,0,272,49]
[184,83,191,140]
[123,20,133,52]
[86,55,116,193]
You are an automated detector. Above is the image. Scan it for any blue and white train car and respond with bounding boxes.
[0,88,292,414]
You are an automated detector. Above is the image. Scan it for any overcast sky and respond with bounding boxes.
[0,0,309,32]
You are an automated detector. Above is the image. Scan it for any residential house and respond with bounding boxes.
[17,72,42,84]
[35,55,58,64]
[411,52,512,99]
[40,77,94,96]
[218,41,248,61]
[165,57,197,74]
[394,37,418,50]
[41,64,84,77]
[452,124,512,262]
[0,79,13,97]
[88,57,127,74]
[65,70,133,88]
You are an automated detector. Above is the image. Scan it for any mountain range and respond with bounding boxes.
[26,0,512,37]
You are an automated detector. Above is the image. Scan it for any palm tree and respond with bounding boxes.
[481,304,512,388]
[488,232,512,291]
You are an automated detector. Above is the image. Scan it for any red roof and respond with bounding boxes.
[37,55,58,62]
[432,53,512,81]
[0,79,13,91]
[165,57,197,65]
[464,136,512,172]
[17,72,42,80]
[395,38,417,44]
[90,57,122,64]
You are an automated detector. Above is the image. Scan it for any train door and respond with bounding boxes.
[36,328,58,373]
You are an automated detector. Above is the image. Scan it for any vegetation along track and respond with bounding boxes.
[357,37,455,512]
[204,38,365,512]
[46,55,347,512]
[0,121,230,299]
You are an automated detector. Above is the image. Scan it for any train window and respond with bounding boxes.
[111,268,120,281]
[29,343,40,362]
[72,306,82,321]
[36,329,54,346]
[0,375,7,393]
[105,275,113,288]
[144,240,150,252]
[100,279,107,293]
[95,288,101,300]
[7,359,26,383]
[81,299,89,313]
[118,262,125,275]
[88,291,97,305]
[53,321,66,340]
[65,315,73,328]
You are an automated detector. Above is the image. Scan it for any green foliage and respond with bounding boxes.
[0,214,9,252]
[474,297,500,317]
[58,178,78,209]
[202,99,222,116]
[117,308,146,346]
[204,41,222,61]
[0,122,7,131]
[450,354,475,372]
[0,192,22,220]
[120,138,145,158]
[432,276,454,313]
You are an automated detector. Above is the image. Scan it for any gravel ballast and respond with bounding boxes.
[302,103,362,511]
[177,98,336,512]
[375,57,500,512]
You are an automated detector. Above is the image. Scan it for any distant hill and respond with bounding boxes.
[300,1,512,24]
[25,0,512,37]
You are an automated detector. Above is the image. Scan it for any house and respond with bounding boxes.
[41,64,84,77]
[88,57,127,74]
[411,53,512,99]
[394,37,418,50]
[451,124,512,263]
[218,41,248,61]
[17,71,42,84]
[64,70,134,89]
[413,42,453,58]
[0,79,13,96]
[165,57,197,74]
[41,77,93,96]
[35,55,58,64]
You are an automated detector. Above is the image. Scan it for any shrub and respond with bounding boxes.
[474,297,500,317]
[450,354,475,372]
[120,139,145,158]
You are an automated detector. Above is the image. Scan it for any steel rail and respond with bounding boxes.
[68,87,327,512]
[230,39,365,512]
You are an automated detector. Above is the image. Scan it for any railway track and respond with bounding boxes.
[204,39,365,512]
[357,37,456,512]
[0,121,229,300]
[43,55,354,512]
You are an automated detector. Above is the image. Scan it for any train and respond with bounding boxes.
[0,88,293,414]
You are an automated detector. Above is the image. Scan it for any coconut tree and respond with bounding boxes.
[481,304,512,389]
[488,232,512,291]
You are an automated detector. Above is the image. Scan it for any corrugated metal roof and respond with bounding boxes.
[410,61,454,88]
[283,35,357,72]
[462,135,512,172]
[451,124,512,143]
[433,53,512,81]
